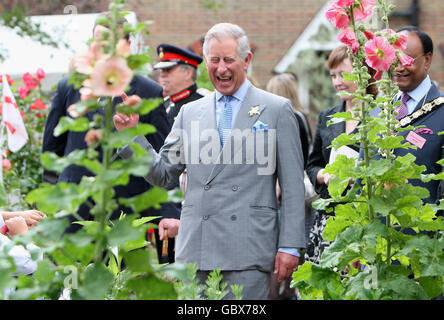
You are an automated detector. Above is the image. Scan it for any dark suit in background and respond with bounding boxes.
[371,82,444,205]
[42,75,179,241]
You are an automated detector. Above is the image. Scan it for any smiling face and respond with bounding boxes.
[329,57,359,101]
[393,31,432,93]
[159,65,193,97]
[205,36,252,96]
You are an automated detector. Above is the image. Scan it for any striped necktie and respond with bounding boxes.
[396,93,410,120]
[219,95,233,146]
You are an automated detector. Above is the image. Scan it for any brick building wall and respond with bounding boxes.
[17,0,444,89]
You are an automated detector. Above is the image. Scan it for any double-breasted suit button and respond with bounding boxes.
[204,185,211,191]
[232,185,239,191]
[203,215,209,220]
[230,215,237,221]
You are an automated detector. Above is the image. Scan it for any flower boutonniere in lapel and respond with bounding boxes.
[248,106,260,117]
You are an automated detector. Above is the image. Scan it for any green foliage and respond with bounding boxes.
[293,0,444,300]
[0,0,245,301]
[1,71,50,210]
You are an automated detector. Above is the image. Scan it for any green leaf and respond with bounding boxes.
[342,72,358,82]
[41,150,102,175]
[54,116,91,136]
[26,182,90,215]
[123,249,153,274]
[400,236,444,277]
[321,225,363,270]
[127,274,177,300]
[119,186,170,212]
[116,97,162,116]
[108,123,157,148]
[34,260,57,283]
[108,217,142,247]
[32,218,70,242]
[418,276,443,299]
[77,262,114,300]
[0,183,6,207]
[126,54,152,70]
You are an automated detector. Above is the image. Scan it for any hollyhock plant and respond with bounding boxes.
[396,51,414,67]
[325,2,350,29]
[364,36,396,71]
[380,29,408,50]
[338,28,360,54]
[335,0,355,7]
[90,57,133,97]
[353,0,375,22]
[72,41,110,75]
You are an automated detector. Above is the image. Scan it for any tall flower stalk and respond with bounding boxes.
[293,0,444,300]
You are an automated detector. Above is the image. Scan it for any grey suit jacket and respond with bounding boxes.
[121,85,306,272]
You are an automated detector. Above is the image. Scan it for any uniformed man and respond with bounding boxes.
[151,44,206,263]
[154,43,205,125]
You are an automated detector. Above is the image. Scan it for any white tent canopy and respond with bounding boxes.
[0,12,142,89]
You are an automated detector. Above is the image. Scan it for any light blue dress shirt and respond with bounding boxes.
[214,79,301,258]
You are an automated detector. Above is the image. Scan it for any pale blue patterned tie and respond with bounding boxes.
[219,95,233,146]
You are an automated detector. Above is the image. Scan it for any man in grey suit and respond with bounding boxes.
[114,23,305,299]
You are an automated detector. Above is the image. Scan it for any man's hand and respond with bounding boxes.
[158,218,180,240]
[20,210,46,227]
[317,168,332,186]
[113,93,141,131]
[6,216,29,236]
[2,210,45,227]
[274,252,299,282]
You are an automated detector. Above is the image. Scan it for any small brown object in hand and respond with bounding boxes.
[162,229,168,257]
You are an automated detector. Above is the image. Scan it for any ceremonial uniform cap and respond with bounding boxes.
[154,43,203,70]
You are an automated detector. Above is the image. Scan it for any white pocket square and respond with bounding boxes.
[252,121,268,132]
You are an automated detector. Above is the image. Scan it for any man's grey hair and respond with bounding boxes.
[180,64,197,82]
[202,23,251,60]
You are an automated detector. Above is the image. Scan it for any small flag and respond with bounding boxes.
[1,74,28,152]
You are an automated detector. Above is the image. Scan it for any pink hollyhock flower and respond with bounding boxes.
[19,86,30,99]
[364,36,396,71]
[72,41,109,75]
[36,68,46,80]
[373,71,383,80]
[338,28,360,54]
[90,57,133,97]
[396,51,414,67]
[22,72,38,89]
[2,158,11,172]
[380,29,408,50]
[363,29,375,40]
[353,0,375,22]
[325,2,350,29]
[336,0,355,7]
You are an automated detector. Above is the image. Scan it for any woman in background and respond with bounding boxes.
[305,45,377,264]
[266,73,314,300]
